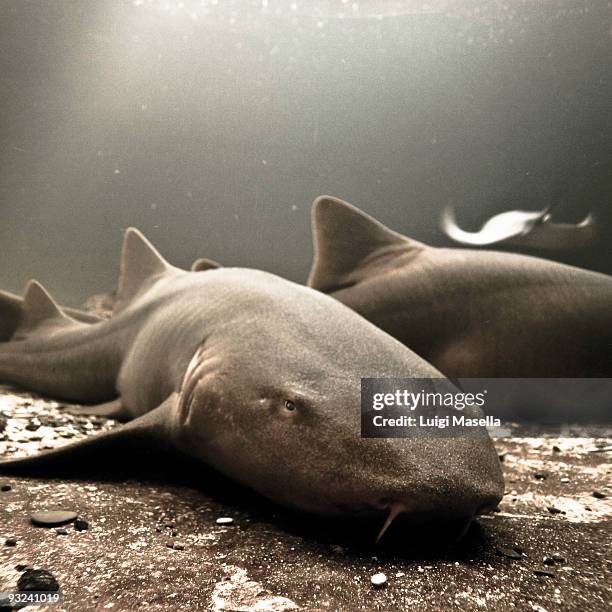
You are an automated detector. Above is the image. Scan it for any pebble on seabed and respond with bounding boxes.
[495,546,523,560]
[74,518,89,531]
[17,569,60,592]
[30,510,78,527]
[216,517,234,525]
[533,568,556,578]
[371,573,387,587]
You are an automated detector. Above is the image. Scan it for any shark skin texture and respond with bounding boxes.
[0,228,503,535]
[307,196,612,379]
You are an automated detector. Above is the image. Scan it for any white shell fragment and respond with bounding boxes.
[216,517,234,525]
[370,572,387,587]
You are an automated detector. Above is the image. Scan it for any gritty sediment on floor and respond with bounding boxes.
[0,386,610,611]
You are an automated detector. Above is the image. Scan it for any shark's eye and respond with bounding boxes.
[284,400,296,412]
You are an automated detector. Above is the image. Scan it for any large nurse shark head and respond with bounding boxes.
[171,273,504,527]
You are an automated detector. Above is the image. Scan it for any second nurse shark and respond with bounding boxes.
[307,196,612,379]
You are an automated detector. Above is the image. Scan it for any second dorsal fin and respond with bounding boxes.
[191,257,222,272]
[115,228,174,312]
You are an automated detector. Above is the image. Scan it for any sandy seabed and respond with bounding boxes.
[0,385,610,612]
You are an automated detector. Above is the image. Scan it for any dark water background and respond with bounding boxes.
[1,1,610,306]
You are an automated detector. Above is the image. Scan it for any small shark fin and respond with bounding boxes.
[0,394,178,475]
[0,288,101,342]
[307,196,413,292]
[191,257,222,272]
[11,281,79,341]
[115,228,175,313]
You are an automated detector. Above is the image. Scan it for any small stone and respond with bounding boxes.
[25,420,41,431]
[74,519,89,531]
[547,506,565,515]
[533,568,555,577]
[0,484,11,492]
[496,546,523,560]
[55,528,69,535]
[171,530,178,537]
[216,517,234,525]
[30,510,78,527]
[4,537,17,547]
[17,568,60,592]
[371,573,387,587]
[592,490,606,499]
[15,564,29,571]
[560,477,570,483]
[543,556,555,566]
[164,521,176,529]
[552,445,561,453]
[534,472,547,480]
[173,542,185,550]
[0,415,6,432]
[552,554,566,563]
[155,527,162,533]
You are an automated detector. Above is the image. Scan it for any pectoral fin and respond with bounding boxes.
[0,394,179,475]
[62,398,130,421]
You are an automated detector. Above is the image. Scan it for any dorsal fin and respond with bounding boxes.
[13,281,76,340]
[307,196,413,292]
[0,289,102,342]
[115,228,173,312]
[191,257,222,272]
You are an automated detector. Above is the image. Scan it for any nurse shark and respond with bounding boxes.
[307,196,612,378]
[0,227,503,540]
